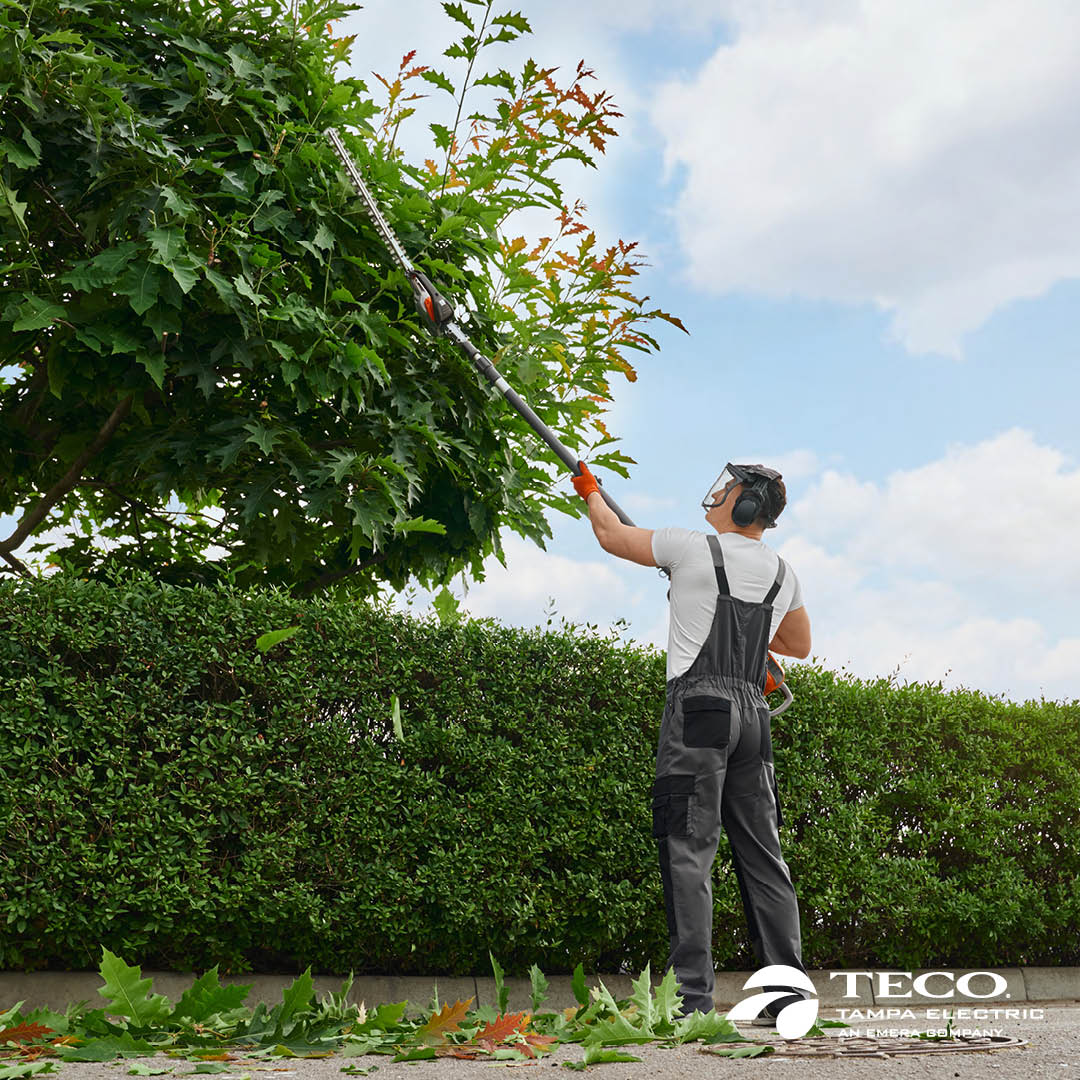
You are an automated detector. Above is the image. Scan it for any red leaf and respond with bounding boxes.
[0,1022,55,1045]
[475,1010,529,1050]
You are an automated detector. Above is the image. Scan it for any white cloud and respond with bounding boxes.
[398,532,652,638]
[651,0,1080,356]
[789,427,1080,588]
[619,491,679,514]
[777,428,1080,700]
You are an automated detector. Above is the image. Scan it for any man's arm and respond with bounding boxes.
[770,605,811,659]
[584,489,657,567]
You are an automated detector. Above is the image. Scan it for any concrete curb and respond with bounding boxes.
[2,967,1078,1014]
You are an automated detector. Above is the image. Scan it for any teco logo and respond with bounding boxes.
[725,965,819,1039]
[830,971,1009,999]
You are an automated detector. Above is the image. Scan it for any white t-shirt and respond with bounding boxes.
[651,528,804,682]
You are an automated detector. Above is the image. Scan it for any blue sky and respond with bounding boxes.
[346,0,1080,703]
[5,1,1079,703]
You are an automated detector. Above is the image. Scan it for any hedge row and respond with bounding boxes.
[1,570,1077,974]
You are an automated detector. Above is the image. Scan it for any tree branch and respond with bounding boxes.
[75,479,226,542]
[0,393,134,556]
[0,549,32,578]
[34,179,92,249]
[294,552,388,597]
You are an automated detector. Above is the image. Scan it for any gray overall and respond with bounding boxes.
[652,534,807,1015]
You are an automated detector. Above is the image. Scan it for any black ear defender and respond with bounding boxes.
[729,463,783,528]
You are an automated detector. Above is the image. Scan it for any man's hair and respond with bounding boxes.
[757,475,787,528]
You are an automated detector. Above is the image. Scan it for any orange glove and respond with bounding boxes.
[572,461,600,502]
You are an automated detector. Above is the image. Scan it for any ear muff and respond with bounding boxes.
[731,479,769,527]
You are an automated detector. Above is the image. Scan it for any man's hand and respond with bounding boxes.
[572,461,600,502]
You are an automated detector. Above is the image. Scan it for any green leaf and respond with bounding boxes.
[171,966,249,1023]
[0,179,27,232]
[61,261,109,292]
[255,627,300,652]
[204,267,236,304]
[441,2,474,31]
[351,1002,408,1035]
[651,967,683,1026]
[668,1009,738,1045]
[394,517,447,535]
[95,949,173,1029]
[474,69,516,94]
[571,963,588,1006]
[516,349,543,386]
[36,28,84,45]
[233,273,266,307]
[91,242,140,278]
[433,587,462,629]
[0,1062,60,1080]
[18,122,41,162]
[391,694,404,740]
[11,295,65,332]
[312,222,335,251]
[147,227,184,264]
[117,262,162,315]
[529,964,549,1012]
[571,1046,641,1068]
[159,185,193,217]
[419,69,455,94]
[145,304,183,341]
[429,123,453,150]
[137,349,166,390]
[628,963,654,1034]
[244,421,278,456]
[489,952,508,1014]
[0,136,38,168]
[582,1011,652,1047]
[702,1043,774,1058]
[392,1048,435,1063]
[276,969,315,1032]
[57,1032,159,1063]
[491,11,531,33]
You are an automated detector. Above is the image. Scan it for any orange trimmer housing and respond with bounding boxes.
[765,653,794,717]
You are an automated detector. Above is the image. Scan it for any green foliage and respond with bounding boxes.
[0,949,759,1072]
[0,0,685,596]
[1,572,1078,977]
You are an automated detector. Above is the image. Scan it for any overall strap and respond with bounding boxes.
[763,555,787,605]
[705,534,731,595]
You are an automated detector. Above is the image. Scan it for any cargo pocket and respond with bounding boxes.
[683,696,732,749]
[759,707,775,763]
[764,760,784,829]
[770,768,784,828]
[651,774,694,838]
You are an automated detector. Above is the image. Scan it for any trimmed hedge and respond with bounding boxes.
[1,571,1078,975]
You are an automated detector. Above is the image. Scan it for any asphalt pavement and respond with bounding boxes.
[32,1002,1080,1080]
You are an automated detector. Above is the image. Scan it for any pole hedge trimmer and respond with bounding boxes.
[323,129,793,718]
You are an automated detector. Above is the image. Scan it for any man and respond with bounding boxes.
[571,461,812,1023]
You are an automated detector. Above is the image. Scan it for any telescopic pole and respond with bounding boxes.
[323,129,792,716]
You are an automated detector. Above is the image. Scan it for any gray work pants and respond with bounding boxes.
[654,692,806,1015]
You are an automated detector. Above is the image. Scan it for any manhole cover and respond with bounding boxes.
[707,1034,1029,1058]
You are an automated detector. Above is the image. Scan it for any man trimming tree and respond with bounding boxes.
[572,461,812,1022]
